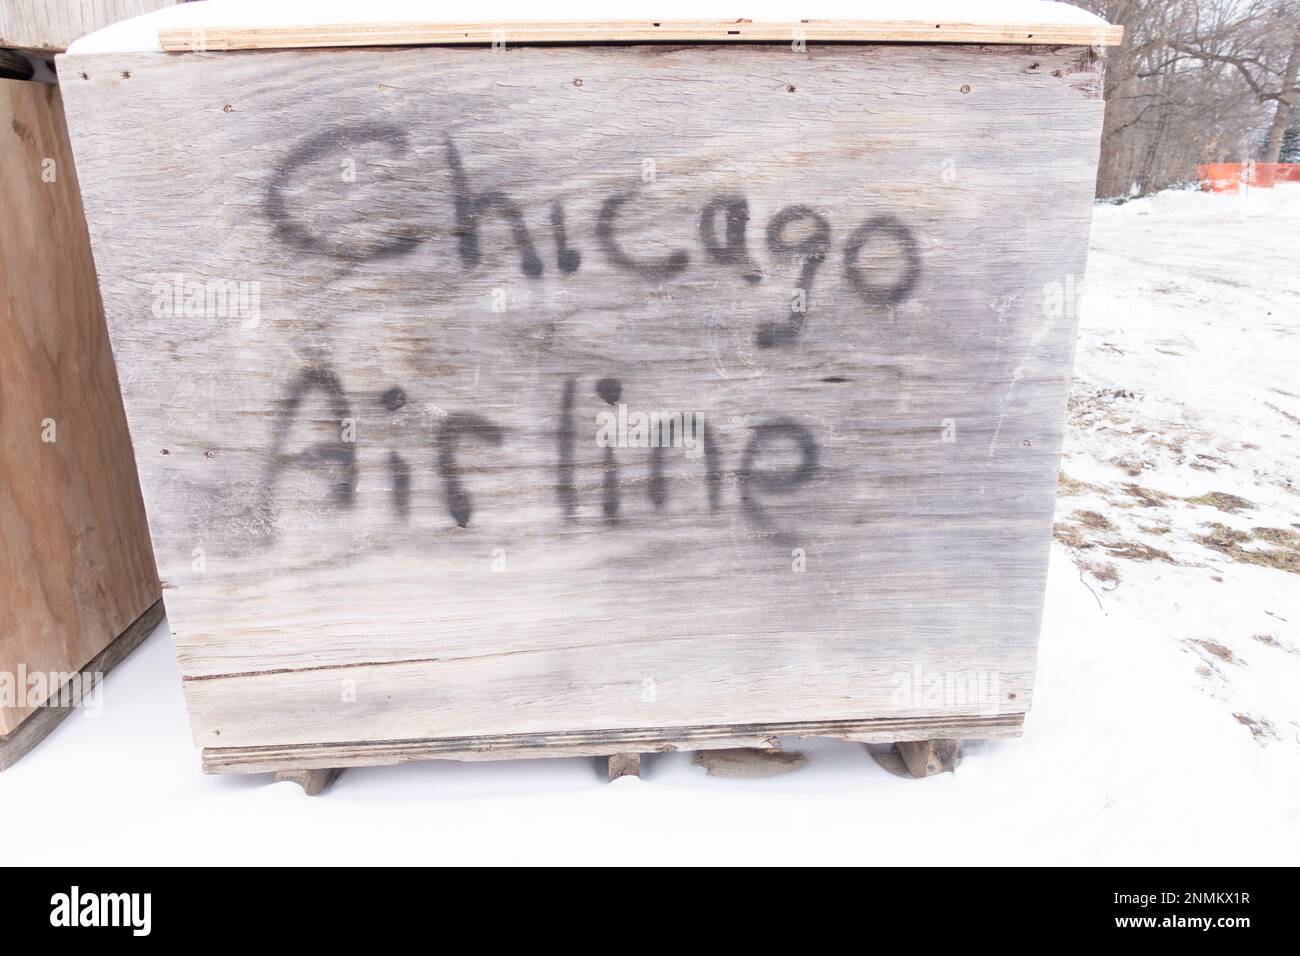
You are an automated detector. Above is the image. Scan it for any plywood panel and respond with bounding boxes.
[58,43,1104,753]
[0,78,160,734]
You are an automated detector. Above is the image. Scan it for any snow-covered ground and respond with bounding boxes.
[4,185,1297,865]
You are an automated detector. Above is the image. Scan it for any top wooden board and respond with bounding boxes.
[157,18,1123,52]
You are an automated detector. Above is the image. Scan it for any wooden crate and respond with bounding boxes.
[58,7,1119,779]
[0,77,161,769]
[0,1,179,54]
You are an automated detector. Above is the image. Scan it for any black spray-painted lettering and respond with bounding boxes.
[596,377,622,520]
[262,367,358,515]
[447,137,544,277]
[556,378,578,520]
[259,371,821,539]
[739,417,820,527]
[596,191,689,278]
[699,194,763,284]
[757,205,831,347]
[647,417,676,511]
[437,413,505,528]
[380,386,410,517]
[550,201,581,274]
[267,130,925,352]
[264,125,422,262]
[388,451,412,518]
[647,418,721,512]
[842,215,921,306]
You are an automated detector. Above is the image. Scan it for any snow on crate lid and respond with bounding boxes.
[65,0,1121,55]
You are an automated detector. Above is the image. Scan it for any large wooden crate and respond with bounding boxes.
[59,7,1119,776]
[0,77,161,768]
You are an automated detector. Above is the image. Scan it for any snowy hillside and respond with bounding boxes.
[1032,183,1300,861]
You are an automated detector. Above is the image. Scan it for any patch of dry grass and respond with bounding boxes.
[1102,541,1176,563]
[1233,713,1279,741]
[1195,523,1300,575]
[1251,526,1299,546]
[1081,560,1120,584]
[1073,510,1114,530]
[1058,472,1105,496]
[1053,524,1091,549]
[1191,639,1240,664]
[1186,491,1255,513]
[1119,483,1172,507]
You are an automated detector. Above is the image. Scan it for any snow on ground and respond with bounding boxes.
[1058,185,1300,753]
[3,185,1297,865]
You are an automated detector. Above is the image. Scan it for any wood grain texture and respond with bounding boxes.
[0,0,179,53]
[0,78,160,735]
[158,19,1124,52]
[57,43,1104,763]
[0,599,163,769]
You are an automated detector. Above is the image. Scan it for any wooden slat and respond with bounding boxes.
[158,18,1124,52]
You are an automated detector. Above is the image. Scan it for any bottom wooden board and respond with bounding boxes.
[202,712,1022,774]
[0,599,165,771]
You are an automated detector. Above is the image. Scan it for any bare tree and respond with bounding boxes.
[1259,31,1299,161]
[1073,0,1300,196]
[1170,0,1300,162]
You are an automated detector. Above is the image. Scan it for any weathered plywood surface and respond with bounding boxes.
[59,44,1104,752]
[0,78,160,734]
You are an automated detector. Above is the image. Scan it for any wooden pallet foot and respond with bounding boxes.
[607,753,641,780]
[275,768,344,795]
[694,748,806,778]
[895,739,959,777]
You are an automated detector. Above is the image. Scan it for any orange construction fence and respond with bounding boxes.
[1198,163,1300,192]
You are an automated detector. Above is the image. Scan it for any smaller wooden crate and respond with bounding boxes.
[0,77,161,769]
